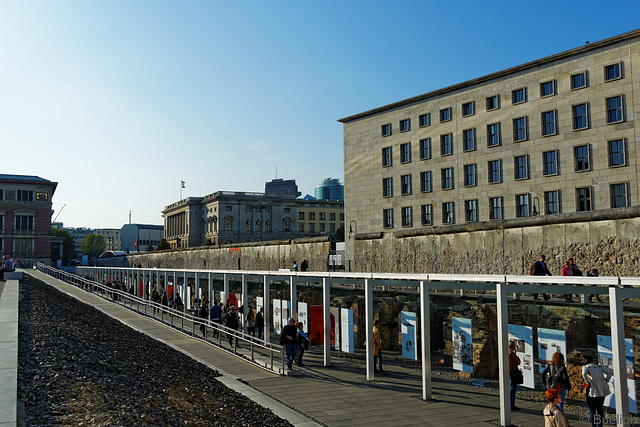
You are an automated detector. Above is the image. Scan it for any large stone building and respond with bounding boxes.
[163,191,344,248]
[339,29,640,265]
[0,174,57,266]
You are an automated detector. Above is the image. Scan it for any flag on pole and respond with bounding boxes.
[181,180,185,188]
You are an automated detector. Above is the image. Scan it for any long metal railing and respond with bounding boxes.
[36,263,285,374]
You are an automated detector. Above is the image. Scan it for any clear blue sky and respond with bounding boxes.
[2,1,639,228]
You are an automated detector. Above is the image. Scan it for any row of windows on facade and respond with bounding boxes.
[381,95,625,166]
[0,216,35,231]
[383,183,631,228]
[381,63,623,137]
[383,139,626,197]
[298,212,344,221]
[0,190,50,202]
[0,237,34,255]
[206,218,344,234]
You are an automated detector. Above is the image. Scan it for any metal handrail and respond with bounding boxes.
[36,263,284,374]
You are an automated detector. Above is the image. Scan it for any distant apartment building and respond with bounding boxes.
[314,177,344,202]
[121,224,164,253]
[265,178,301,198]
[94,228,121,252]
[339,29,640,240]
[0,174,57,266]
[163,191,344,248]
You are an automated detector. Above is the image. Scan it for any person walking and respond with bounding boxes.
[582,354,613,427]
[210,301,223,337]
[561,261,574,302]
[531,254,552,300]
[542,352,572,411]
[509,341,521,411]
[587,269,603,303]
[255,307,265,340]
[225,305,240,347]
[246,308,256,336]
[543,388,569,427]
[198,300,209,336]
[295,321,308,367]
[280,317,298,370]
[373,319,386,375]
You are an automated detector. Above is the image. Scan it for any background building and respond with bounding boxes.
[339,29,640,266]
[264,178,301,198]
[0,174,57,267]
[163,191,344,248]
[94,228,121,252]
[121,224,164,253]
[314,177,344,201]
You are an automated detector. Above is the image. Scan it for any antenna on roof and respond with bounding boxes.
[275,164,278,179]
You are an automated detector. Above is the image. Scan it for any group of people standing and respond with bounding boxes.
[510,342,614,427]
[531,254,602,302]
[280,317,309,370]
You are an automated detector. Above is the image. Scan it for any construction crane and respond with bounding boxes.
[53,204,66,223]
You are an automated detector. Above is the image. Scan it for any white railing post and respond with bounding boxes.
[365,278,374,380]
[420,280,431,400]
[610,284,630,427]
[323,277,331,367]
[497,280,511,427]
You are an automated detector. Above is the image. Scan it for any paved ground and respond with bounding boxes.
[20,269,592,427]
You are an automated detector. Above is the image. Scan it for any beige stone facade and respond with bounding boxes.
[339,29,640,264]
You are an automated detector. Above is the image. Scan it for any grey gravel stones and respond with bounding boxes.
[18,276,293,426]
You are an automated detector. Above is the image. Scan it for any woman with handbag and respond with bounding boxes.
[582,354,613,427]
[542,352,572,411]
[509,341,522,411]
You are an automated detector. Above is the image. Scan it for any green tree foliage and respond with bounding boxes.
[80,233,106,258]
[51,228,77,261]
[334,225,345,242]
[157,238,170,250]
[145,244,154,252]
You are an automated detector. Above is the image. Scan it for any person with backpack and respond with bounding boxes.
[543,388,569,427]
[542,352,572,411]
[280,317,298,370]
[225,305,240,347]
[295,321,309,367]
[210,301,223,338]
[582,354,613,427]
[531,254,552,301]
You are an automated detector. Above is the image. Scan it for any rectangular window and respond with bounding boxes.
[514,155,528,180]
[486,95,499,110]
[516,194,530,218]
[401,206,413,227]
[610,183,628,208]
[462,128,476,151]
[309,223,315,233]
[330,212,336,221]
[15,215,34,230]
[512,88,526,104]
[381,123,391,136]
[330,223,335,233]
[462,102,474,117]
[540,80,555,97]
[309,212,316,220]
[420,171,432,192]
[245,220,251,232]
[439,107,451,122]
[319,212,326,220]
[441,168,454,190]
[489,197,502,220]
[463,164,477,187]
[298,212,305,220]
[319,223,325,233]
[487,123,501,147]
[419,113,431,127]
[440,134,452,156]
[513,117,528,142]
[465,199,477,222]
[255,221,261,231]
[16,190,34,202]
[571,72,586,89]
[488,159,502,183]
[442,202,455,224]
[606,96,623,123]
[543,150,558,176]
[576,187,592,212]
[541,110,557,136]
[382,178,393,197]
[420,204,432,225]
[604,63,621,81]
[574,145,590,171]
[400,142,411,163]
[383,209,394,228]
[572,103,589,130]
[400,118,410,132]
[382,146,392,167]
[225,206,232,211]
[608,139,625,167]
[419,138,431,160]
[299,224,305,233]
[400,174,412,195]
[544,191,560,215]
